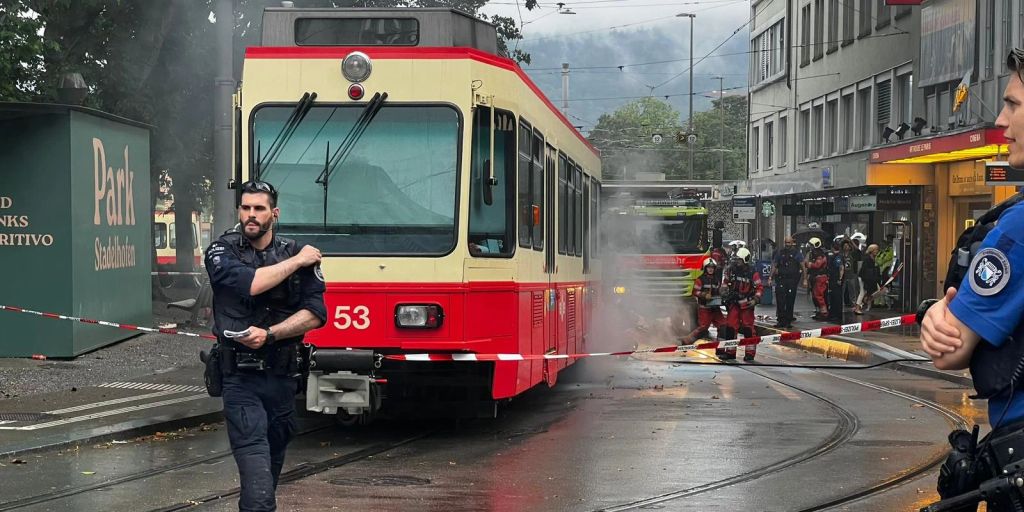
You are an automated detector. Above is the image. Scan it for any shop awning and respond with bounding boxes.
[869,127,1009,164]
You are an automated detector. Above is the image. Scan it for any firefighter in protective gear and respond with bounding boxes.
[804,237,829,320]
[722,247,763,361]
[688,258,726,345]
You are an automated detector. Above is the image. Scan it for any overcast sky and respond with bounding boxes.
[478,0,752,133]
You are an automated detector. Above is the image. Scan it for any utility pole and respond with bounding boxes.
[716,76,725,181]
[677,13,696,180]
[561,63,570,117]
[213,0,235,235]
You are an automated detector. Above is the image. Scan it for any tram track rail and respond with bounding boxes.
[595,363,861,512]
[145,429,434,512]
[0,422,432,512]
[597,348,969,512]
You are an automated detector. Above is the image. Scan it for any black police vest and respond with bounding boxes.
[211,231,304,345]
[776,248,802,280]
[958,194,1024,399]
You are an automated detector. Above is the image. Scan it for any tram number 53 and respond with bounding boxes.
[333,305,371,330]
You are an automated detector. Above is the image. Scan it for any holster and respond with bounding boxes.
[937,427,984,504]
[200,344,224,397]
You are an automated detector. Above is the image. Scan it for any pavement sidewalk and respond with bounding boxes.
[0,289,224,458]
[754,290,973,387]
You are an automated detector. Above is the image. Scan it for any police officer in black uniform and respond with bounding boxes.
[205,180,326,512]
[770,236,804,329]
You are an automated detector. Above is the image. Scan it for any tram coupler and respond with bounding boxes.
[304,348,382,416]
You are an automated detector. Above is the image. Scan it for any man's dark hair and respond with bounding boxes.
[1008,48,1024,83]
[240,180,278,208]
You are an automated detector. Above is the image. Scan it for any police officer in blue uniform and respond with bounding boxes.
[205,180,326,512]
[920,49,1024,511]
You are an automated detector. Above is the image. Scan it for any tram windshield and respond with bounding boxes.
[252,104,460,254]
[604,215,707,255]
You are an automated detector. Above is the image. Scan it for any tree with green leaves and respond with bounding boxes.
[2,0,533,274]
[588,97,683,181]
[688,94,748,182]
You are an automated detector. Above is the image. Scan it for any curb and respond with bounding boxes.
[0,407,224,459]
[893,362,974,388]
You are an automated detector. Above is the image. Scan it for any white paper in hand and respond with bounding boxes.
[223,329,252,339]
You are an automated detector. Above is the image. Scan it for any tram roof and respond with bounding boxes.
[262,7,498,54]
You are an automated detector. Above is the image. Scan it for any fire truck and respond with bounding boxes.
[602,184,712,330]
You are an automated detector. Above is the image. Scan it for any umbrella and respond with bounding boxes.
[792,227,827,246]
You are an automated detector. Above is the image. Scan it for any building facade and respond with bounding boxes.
[743,0,1017,309]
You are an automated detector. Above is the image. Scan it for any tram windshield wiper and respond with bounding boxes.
[257,91,317,180]
[315,91,388,227]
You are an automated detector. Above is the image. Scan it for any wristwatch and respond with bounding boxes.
[915,299,939,327]
[265,327,276,345]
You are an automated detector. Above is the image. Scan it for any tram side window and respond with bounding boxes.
[518,121,533,248]
[469,108,515,257]
[154,223,168,249]
[565,157,576,256]
[583,175,590,273]
[558,153,568,255]
[574,166,583,257]
[531,131,544,251]
[591,180,600,260]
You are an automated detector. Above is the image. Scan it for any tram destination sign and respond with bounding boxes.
[985,161,1024,186]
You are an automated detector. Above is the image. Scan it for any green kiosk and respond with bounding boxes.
[0,103,152,357]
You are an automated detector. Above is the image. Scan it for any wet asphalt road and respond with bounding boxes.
[0,343,985,512]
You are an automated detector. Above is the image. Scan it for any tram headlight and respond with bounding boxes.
[613,286,627,295]
[342,51,372,83]
[395,304,443,329]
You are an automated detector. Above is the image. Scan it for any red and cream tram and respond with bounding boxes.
[236,7,601,420]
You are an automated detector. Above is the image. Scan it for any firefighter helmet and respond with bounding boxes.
[703,257,718,268]
[850,232,866,242]
[809,237,822,248]
[735,247,752,263]
[728,240,746,249]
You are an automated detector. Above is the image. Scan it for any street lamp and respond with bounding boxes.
[677,13,696,180]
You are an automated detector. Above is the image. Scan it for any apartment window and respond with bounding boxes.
[858,0,871,37]
[801,5,811,66]
[876,1,891,29]
[813,0,824,60]
[987,0,997,78]
[765,121,774,168]
[800,109,810,160]
[842,0,854,44]
[752,19,786,85]
[840,93,853,152]
[812,104,824,157]
[826,99,838,155]
[897,74,913,130]
[876,80,892,143]
[779,116,788,165]
[827,0,839,53]
[752,126,760,171]
[857,87,871,148]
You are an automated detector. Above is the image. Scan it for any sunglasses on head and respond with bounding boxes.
[241,180,278,199]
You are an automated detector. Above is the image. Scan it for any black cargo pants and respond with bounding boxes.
[222,370,298,512]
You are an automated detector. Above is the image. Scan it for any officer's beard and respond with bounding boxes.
[242,217,273,240]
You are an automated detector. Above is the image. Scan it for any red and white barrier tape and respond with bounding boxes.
[0,302,918,363]
[386,314,919,362]
[151,271,204,276]
[0,305,216,341]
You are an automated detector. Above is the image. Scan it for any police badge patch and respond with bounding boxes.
[314,265,325,282]
[969,247,1011,296]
